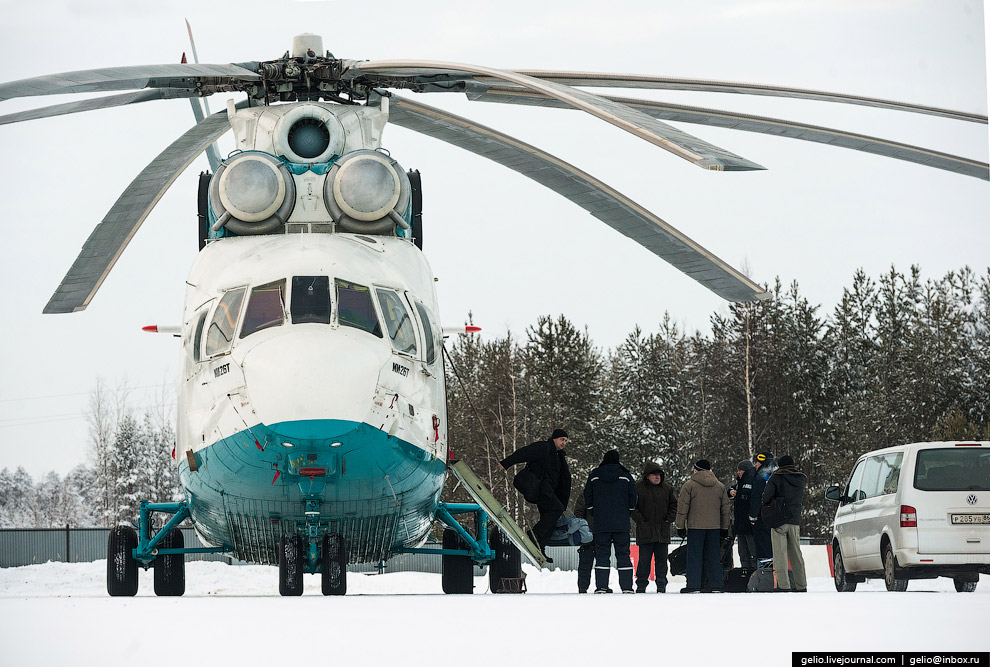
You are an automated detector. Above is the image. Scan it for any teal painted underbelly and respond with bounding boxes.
[179,419,446,564]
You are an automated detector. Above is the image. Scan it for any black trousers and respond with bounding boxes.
[752,518,773,560]
[686,528,723,590]
[737,533,757,569]
[635,541,669,591]
[532,491,565,550]
[594,531,633,591]
[577,543,595,592]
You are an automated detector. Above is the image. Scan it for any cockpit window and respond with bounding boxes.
[336,279,382,338]
[414,301,438,365]
[205,287,246,357]
[376,288,417,356]
[240,280,286,338]
[291,276,331,324]
[192,309,208,364]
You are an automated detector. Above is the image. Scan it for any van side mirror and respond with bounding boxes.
[825,485,842,502]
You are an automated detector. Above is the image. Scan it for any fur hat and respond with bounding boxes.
[551,428,568,440]
[602,450,620,465]
[694,459,711,471]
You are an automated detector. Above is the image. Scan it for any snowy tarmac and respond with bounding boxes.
[1,559,987,666]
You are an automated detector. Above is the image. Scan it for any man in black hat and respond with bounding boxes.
[762,455,808,592]
[500,429,571,559]
[582,449,638,593]
[728,460,758,569]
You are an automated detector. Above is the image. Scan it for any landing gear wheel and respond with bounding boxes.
[489,529,522,593]
[321,534,347,596]
[883,544,908,592]
[441,528,474,594]
[833,546,857,592]
[107,525,139,597]
[153,529,186,596]
[279,534,304,596]
[953,577,977,592]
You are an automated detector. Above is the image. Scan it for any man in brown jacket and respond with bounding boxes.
[632,461,677,593]
[675,459,731,593]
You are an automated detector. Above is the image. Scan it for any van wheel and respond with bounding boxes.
[833,546,857,592]
[953,578,977,593]
[883,544,908,592]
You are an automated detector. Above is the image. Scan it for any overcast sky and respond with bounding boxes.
[0,0,986,477]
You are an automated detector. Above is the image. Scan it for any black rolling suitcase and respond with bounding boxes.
[724,567,755,592]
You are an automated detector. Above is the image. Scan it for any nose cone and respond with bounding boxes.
[241,328,386,436]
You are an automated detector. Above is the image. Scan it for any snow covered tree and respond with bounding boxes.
[521,315,604,485]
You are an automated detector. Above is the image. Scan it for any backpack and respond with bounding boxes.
[747,563,795,592]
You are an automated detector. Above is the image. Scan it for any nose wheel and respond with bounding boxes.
[322,533,348,595]
[278,534,304,596]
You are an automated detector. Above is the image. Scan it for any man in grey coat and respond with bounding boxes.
[631,461,677,593]
[675,459,731,593]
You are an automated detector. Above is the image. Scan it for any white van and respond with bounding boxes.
[825,441,990,592]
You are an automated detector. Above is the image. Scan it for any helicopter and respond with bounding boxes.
[0,31,985,597]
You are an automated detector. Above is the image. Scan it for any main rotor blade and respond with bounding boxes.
[349,60,765,171]
[0,63,259,101]
[506,71,988,124]
[386,94,767,303]
[0,89,197,126]
[467,85,989,181]
[44,111,232,314]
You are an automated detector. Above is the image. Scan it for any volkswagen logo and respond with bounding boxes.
[967,494,978,506]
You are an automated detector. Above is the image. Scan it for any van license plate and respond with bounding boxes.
[951,514,990,524]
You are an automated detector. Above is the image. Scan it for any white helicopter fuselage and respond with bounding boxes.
[176,232,448,564]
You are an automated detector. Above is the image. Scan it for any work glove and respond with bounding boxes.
[720,529,728,539]
[677,527,687,538]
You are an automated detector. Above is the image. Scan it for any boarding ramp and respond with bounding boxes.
[449,459,547,569]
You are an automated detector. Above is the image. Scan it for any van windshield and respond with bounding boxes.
[914,448,990,491]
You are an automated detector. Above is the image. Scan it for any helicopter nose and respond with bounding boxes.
[240,328,387,435]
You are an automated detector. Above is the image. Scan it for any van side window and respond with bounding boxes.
[879,452,903,495]
[844,459,866,503]
[336,279,383,338]
[860,456,883,499]
[241,280,286,338]
[205,288,246,357]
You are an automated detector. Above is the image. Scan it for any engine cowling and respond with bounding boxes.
[324,150,410,235]
[210,152,296,235]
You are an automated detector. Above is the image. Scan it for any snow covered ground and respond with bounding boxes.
[1,546,987,667]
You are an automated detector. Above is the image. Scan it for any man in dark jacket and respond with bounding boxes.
[583,450,638,593]
[675,459,731,593]
[500,429,571,558]
[761,455,808,592]
[748,451,776,565]
[729,460,757,569]
[631,461,677,593]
